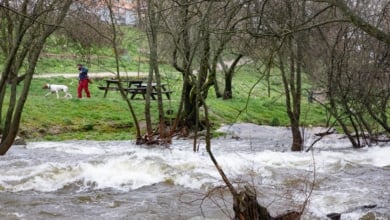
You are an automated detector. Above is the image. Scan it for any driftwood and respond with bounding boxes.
[326,204,377,220]
[314,128,336,137]
[233,186,272,220]
[273,211,301,220]
[326,213,341,220]
[233,186,301,220]
[306,127,336,152]
[369,136,390,142]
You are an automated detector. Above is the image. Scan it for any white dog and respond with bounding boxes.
[42,84,72,99]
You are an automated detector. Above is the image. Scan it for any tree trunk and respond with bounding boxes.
[106,0,142,143]
[233,187,273,220]
[222,54,243,100]
[223,73,233,100]
[278,46,303,152]
[148,1,169,143]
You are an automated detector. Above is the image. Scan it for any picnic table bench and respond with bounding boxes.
[98,79,144,98]
[125,83,172,100]
[99,79,172,100]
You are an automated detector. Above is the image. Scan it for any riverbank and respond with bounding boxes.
[18,71,327,141]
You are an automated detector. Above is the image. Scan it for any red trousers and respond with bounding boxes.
[78,79,91,98]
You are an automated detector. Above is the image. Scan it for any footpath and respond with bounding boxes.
[33,72,147,79]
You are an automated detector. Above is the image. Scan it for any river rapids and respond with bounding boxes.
[0,123,389,220]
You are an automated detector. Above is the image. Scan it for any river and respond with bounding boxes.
[0,124,389,220]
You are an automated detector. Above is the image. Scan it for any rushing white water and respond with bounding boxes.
[0,124,389,219]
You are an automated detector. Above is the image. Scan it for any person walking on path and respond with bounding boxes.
[77,64,91,98]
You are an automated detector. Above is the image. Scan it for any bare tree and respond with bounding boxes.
[60,2,112,65]
[152,0,247,140]
[102,0,144,143]
[0,0,72,155]
[242,0,388,150]
[137,0,171,144]
[202,90,303,219]
[312,0,390,44]
[245,0,311,151]
[305,0,390,147]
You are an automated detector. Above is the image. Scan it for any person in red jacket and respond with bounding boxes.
[77,64,91,98]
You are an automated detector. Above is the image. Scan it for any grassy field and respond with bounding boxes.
[2,28,328,141]
[16,67,328,141]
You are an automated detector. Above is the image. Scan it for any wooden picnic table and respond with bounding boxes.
[98,79,119,98]
[98,79,172,99]
[98,79,144,98]
[126,82,172,100]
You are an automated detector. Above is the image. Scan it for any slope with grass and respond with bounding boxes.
[17,68,327,141]
[2,28,327,141]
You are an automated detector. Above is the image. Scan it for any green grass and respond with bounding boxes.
[14,68,327,141]
[20,76,179,140]
[1,27,328,141]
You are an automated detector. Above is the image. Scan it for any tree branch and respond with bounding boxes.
[311,0,390,44]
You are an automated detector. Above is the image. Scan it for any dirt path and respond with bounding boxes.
[33,71,147,79]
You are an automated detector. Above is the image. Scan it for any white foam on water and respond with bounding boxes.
[26,141,131,155]
[1,162,81,192]
[79,154,167,190]
[3,142,389,191]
